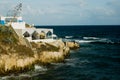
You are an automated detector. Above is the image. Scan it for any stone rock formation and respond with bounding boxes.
[0,25,80,75]
[65,41,80,49]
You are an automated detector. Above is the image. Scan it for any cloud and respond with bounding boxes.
[0,0,120,25]
[94,7,116,17]
[0,1,20,16]
[0,0,11,4]
[76,0,87,7]
[107,0,120,6]
[22,5,43,16]
[106,0,120,15]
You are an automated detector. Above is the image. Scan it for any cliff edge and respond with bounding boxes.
[0,25,79,75]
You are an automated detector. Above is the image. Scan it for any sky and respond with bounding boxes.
[0,0,120,25]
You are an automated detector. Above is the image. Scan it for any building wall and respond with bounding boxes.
[22,28,53,35]
[11,22,26,29]
[14,29,23,36]
[0,16,56,42]
[0,20,5,25]
[0,16,23,25]
[0,16,5,25]
[14,28,53,37]
[22,28,53,40]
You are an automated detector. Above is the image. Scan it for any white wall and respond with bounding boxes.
[11,22,26,29]
[22,28,53,35]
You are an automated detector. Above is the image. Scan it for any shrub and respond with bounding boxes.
[2,37,13,44]
[15,45,34,57]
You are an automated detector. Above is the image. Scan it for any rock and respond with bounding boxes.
[38,51,64,64]
[0,25,80,75]
[0,40,79,75]
[0,54,35,75]
[65,41,80,49]
[33,40,70,64]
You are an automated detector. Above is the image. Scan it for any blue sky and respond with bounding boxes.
[0,0,120,25]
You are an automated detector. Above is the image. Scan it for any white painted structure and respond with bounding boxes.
[11,22,26,29]
[0,16,23,25]
[0,16,57,42]
[22,28,53,35]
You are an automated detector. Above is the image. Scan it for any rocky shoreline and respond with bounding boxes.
[0,25,79,76]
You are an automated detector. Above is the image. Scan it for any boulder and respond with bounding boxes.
[33,40,70,64]
[65,41,80,49]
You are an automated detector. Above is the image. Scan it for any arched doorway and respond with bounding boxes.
[23,31,30,37]
[46,31,52,39]
[39,31,45,39]
[32,31,39,40]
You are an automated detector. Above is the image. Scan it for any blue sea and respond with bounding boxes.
[1,25,120,80]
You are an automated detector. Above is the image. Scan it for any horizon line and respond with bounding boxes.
[34,25,120,26]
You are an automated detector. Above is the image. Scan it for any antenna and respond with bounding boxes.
[7,3,22,17]
[13,3,22,17]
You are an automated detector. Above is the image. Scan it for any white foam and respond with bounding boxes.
[83,37,100,40]
[0,65,47,80]
[1,76,10,80]
[75,40,94,43]
[19,74,31,77]
[75,36,113,44]
[51,63,64,66]
[34,65,47,71]
[65,58,79,62]
[0,75,17,80]
[65,36,73,39]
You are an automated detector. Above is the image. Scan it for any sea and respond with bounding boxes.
[0,25,120,80]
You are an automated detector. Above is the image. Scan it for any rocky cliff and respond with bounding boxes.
[0,25,79,75]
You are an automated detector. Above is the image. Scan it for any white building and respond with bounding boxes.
[0,16,57,42]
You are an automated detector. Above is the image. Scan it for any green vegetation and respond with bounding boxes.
[0,46,7,55]
[25,23,34,28]
[0,25,34,56]
[15,45,33,57]
[0,25,35,75]
[0,25,18,45]
[25,23,30,28]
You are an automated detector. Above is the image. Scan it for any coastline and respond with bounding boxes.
[0,25,79,76]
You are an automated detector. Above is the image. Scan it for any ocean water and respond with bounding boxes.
[1,25,120,80]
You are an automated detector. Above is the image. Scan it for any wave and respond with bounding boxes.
[65,36,73,39]
[34,65,47,71]
[83,37,100,40]
[74,36,119,45]
[0,65,47,80]
[63,36,82,39]
[89,38,120,45]
[62,35,120,45]
[75,40,94,43]
[90,40,120,45]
